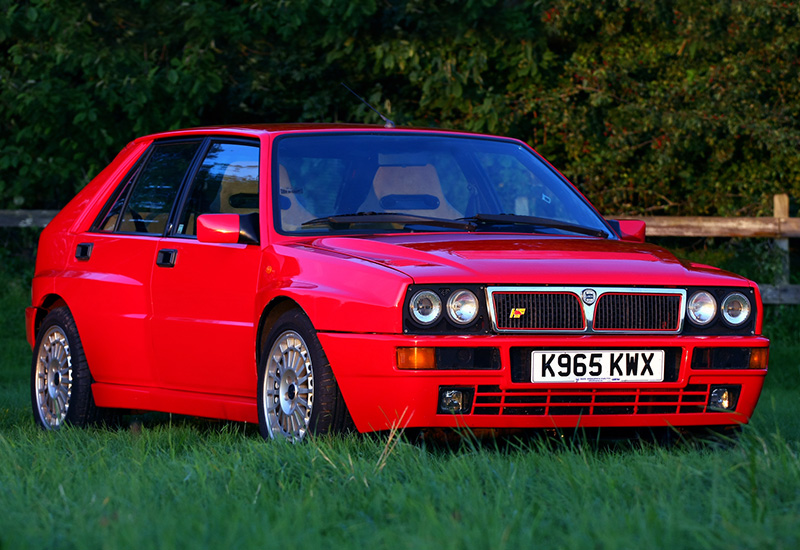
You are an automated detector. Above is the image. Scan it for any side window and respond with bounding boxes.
[115,141,201,234]
[93,141,201,234]
[92,155,146,232]
[176,142,260,236]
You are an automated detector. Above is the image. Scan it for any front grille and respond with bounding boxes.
[471,384,710,416]
[595,293,681,331]
[492,292,584,331]
[487,287,686,334]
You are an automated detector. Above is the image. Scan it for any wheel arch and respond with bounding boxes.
[31,294,69,341]
[256,297,305,367]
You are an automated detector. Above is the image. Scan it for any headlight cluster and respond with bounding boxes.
[687,290,751,327]
[409,288,480,327]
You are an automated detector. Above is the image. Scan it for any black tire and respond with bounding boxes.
[30,307,104,430]
[257,309,352,442]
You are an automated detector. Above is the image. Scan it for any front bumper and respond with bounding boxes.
[318,332,768,433]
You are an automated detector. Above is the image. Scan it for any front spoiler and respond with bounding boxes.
[317,332,768,433]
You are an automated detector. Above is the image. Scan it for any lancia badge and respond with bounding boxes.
[581,289,597,305]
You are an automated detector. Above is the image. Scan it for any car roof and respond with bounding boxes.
[135,123,495,143]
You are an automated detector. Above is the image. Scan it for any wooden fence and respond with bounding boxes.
[0,209,59,229]
[617,194,797,304]
[2,195,797,303]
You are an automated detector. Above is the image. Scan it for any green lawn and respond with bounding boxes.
[1,260,799,550]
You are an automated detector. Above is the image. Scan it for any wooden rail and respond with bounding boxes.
[2,196,797,303]
[618,216,800,238]
[0,209,59,228]
[618,194,797,304]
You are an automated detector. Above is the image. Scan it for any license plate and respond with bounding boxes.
[531,350,665,383]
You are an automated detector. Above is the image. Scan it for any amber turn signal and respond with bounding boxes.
[749,347,769,369]
[397,347,436,370]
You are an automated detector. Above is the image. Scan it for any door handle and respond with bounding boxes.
[156,248,177,268]
[75,242,93,261]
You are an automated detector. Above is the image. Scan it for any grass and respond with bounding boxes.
[2,252,800,549]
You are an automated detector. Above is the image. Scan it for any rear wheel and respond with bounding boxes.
[31,307,103,429]
[257,309,352,442]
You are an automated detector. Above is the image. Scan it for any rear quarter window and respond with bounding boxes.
[93,140,201,234]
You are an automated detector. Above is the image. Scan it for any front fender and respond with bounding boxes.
[257,244,412,335]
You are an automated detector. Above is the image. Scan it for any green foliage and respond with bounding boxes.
[520,0,800,216]
[1,0,799,215]
[651,236,789,284]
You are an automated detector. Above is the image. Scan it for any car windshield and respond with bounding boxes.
[273,133,610,237]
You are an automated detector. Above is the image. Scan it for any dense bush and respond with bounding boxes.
[1,0,798,214]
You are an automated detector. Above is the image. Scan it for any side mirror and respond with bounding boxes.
[196,213,259,245]
[607,219,646,243]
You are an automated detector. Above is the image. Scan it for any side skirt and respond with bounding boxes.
[92,383,258,424]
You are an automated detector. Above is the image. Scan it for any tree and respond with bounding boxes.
[1,0,798,215]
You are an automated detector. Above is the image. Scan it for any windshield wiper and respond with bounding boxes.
[302,212,476,231]
[459,213,608,238]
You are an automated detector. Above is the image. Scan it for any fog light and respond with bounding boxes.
[443,390,464,412]
[437,386,475,414]
[708,385,740,411]
[710,388,731,409]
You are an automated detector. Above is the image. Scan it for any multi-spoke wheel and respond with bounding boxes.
[257,309,352,442]
[263,330,314,441]
[33,325,73,428]
[31,307,103,429]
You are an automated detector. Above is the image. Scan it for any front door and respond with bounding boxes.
[150,140,263,398]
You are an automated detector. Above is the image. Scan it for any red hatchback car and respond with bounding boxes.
[28,124,769,441]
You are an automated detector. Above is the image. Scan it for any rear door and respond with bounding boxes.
[150,139,263,398]
[75,139,203,387]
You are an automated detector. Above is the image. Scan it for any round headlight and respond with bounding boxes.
[409,290,442,326]
[446,289,479,325]
[687,291,717,325]
[721,292,751,326]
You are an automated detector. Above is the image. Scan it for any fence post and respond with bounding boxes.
[774,193,790,285]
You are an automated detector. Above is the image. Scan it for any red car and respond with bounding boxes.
[27,124,769,441]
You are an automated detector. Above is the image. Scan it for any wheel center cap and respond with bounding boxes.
[47,365,61,398]
[279,370,299,414]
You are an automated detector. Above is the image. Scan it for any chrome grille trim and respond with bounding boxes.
[486,287,686,334]
[492,292,585,331]
[594,293,682,331]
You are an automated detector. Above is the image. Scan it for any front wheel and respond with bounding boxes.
[257,309,352,442]
[30,307,104,430]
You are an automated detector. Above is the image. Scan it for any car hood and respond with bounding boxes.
[302,233,753,287]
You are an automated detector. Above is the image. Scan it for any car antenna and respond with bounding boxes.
[341,83,395,128]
